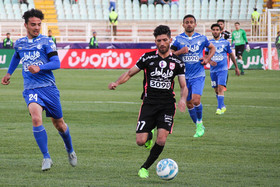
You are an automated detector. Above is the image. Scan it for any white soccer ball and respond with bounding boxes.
[156,158,178,180]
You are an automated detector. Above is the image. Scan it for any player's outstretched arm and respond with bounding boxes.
[229,52,240,76]
[201,43,216,65]
[177,75,187,112]
[171,46,188,56]
[1,53,21,85]
[108,66,141,90]
[1,73,11,85]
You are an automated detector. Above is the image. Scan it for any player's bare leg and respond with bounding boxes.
[136,130,154,149]
[52,117,77,167]
[29,103,52,171]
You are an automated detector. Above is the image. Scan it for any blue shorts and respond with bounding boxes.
[210,70,228,88]
[186,77,205,101]
[22,86,63,119]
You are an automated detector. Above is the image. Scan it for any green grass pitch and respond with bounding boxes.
[0,69,279,186]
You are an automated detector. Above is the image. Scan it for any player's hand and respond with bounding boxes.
[200,57,210,65]
[209,60,217,66]
[178,99,186,112]
[1,73,11,85]
[28,65,40,74]
[108,82,118,90]
[181,46,189,54]
[235,67,240,76]
[246,44,250,52]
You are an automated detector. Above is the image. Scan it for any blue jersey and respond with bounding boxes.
[206,38,232,73]
[171,32,210,79]
[13,34,57,90]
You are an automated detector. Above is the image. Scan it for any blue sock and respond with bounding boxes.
[188,107,197,124]
[59,125,74,153]
[33,125,50,159]
[217,95,225,109]
[195,103,203,122]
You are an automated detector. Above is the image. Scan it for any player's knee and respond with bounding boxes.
[136,139,146,146]
[193,99,201,106]
[52,118,66,132]
[187,102,193,109]
[156,138,166,146]
[31,116,42,126]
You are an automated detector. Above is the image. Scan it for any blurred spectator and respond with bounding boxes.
[170,0,179,7]
[3,33,13,49]
[109,0,116,11]
[276,31,280,62]
[109,9,118,36]
[48,30,56,46]
[139,0,148,5]
[154,0,169,5]
[251,8,260,37]
[275,31,280,50]
[20,0,29,7]
[267,0,273,9]
[89,31,98,49]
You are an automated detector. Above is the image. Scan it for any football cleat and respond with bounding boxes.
[145,129,154,150]
[42,158,53,171]
[193,122,205,138]
[216,109,223,115]
[221,107,227,114]
[138,168,149,178]
[68,151,77,167]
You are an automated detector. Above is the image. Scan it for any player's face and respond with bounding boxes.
[183,17,197,33]
[212,27,221,39]
[235,24,240,30]
[218,22,224,30]
[155,34,171,55]
[24,17,42,39]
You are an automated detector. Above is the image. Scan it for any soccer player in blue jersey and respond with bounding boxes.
[1,9,77,171]
[171,14,216,138]
[205,24,240,115]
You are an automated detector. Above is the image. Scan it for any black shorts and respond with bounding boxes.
[235,45,245,57]
[136,103,176,134]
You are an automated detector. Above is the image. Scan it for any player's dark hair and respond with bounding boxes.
[183,14,196,23]
[22,9,44,24]
[235,22,240,25]
[211,24,221,30]
[153,25,171,38]
[217,19,225,23]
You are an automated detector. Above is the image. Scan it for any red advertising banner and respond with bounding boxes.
[58,49,155,69]
[262,48,279,70]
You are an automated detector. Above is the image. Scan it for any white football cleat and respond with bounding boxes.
[68,151,77,167]
[42,158,53,171]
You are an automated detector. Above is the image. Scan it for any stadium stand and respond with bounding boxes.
[1,0,276,43]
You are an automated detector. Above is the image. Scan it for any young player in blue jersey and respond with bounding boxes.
[205,24,240,115]
[171,14,216,138]
[1,9,77,171]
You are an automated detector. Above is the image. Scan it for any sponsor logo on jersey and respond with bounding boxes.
[37,44,42,49]
[216,45,225,53]
[22,51,40,62]
[142,55,158,62]
[169,62,175,70]
[149,62,154,66]
[159,60,167,68]
[150,68,173,79]
[188,44,200,53]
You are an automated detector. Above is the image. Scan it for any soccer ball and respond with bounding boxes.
[156,158,178,180]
